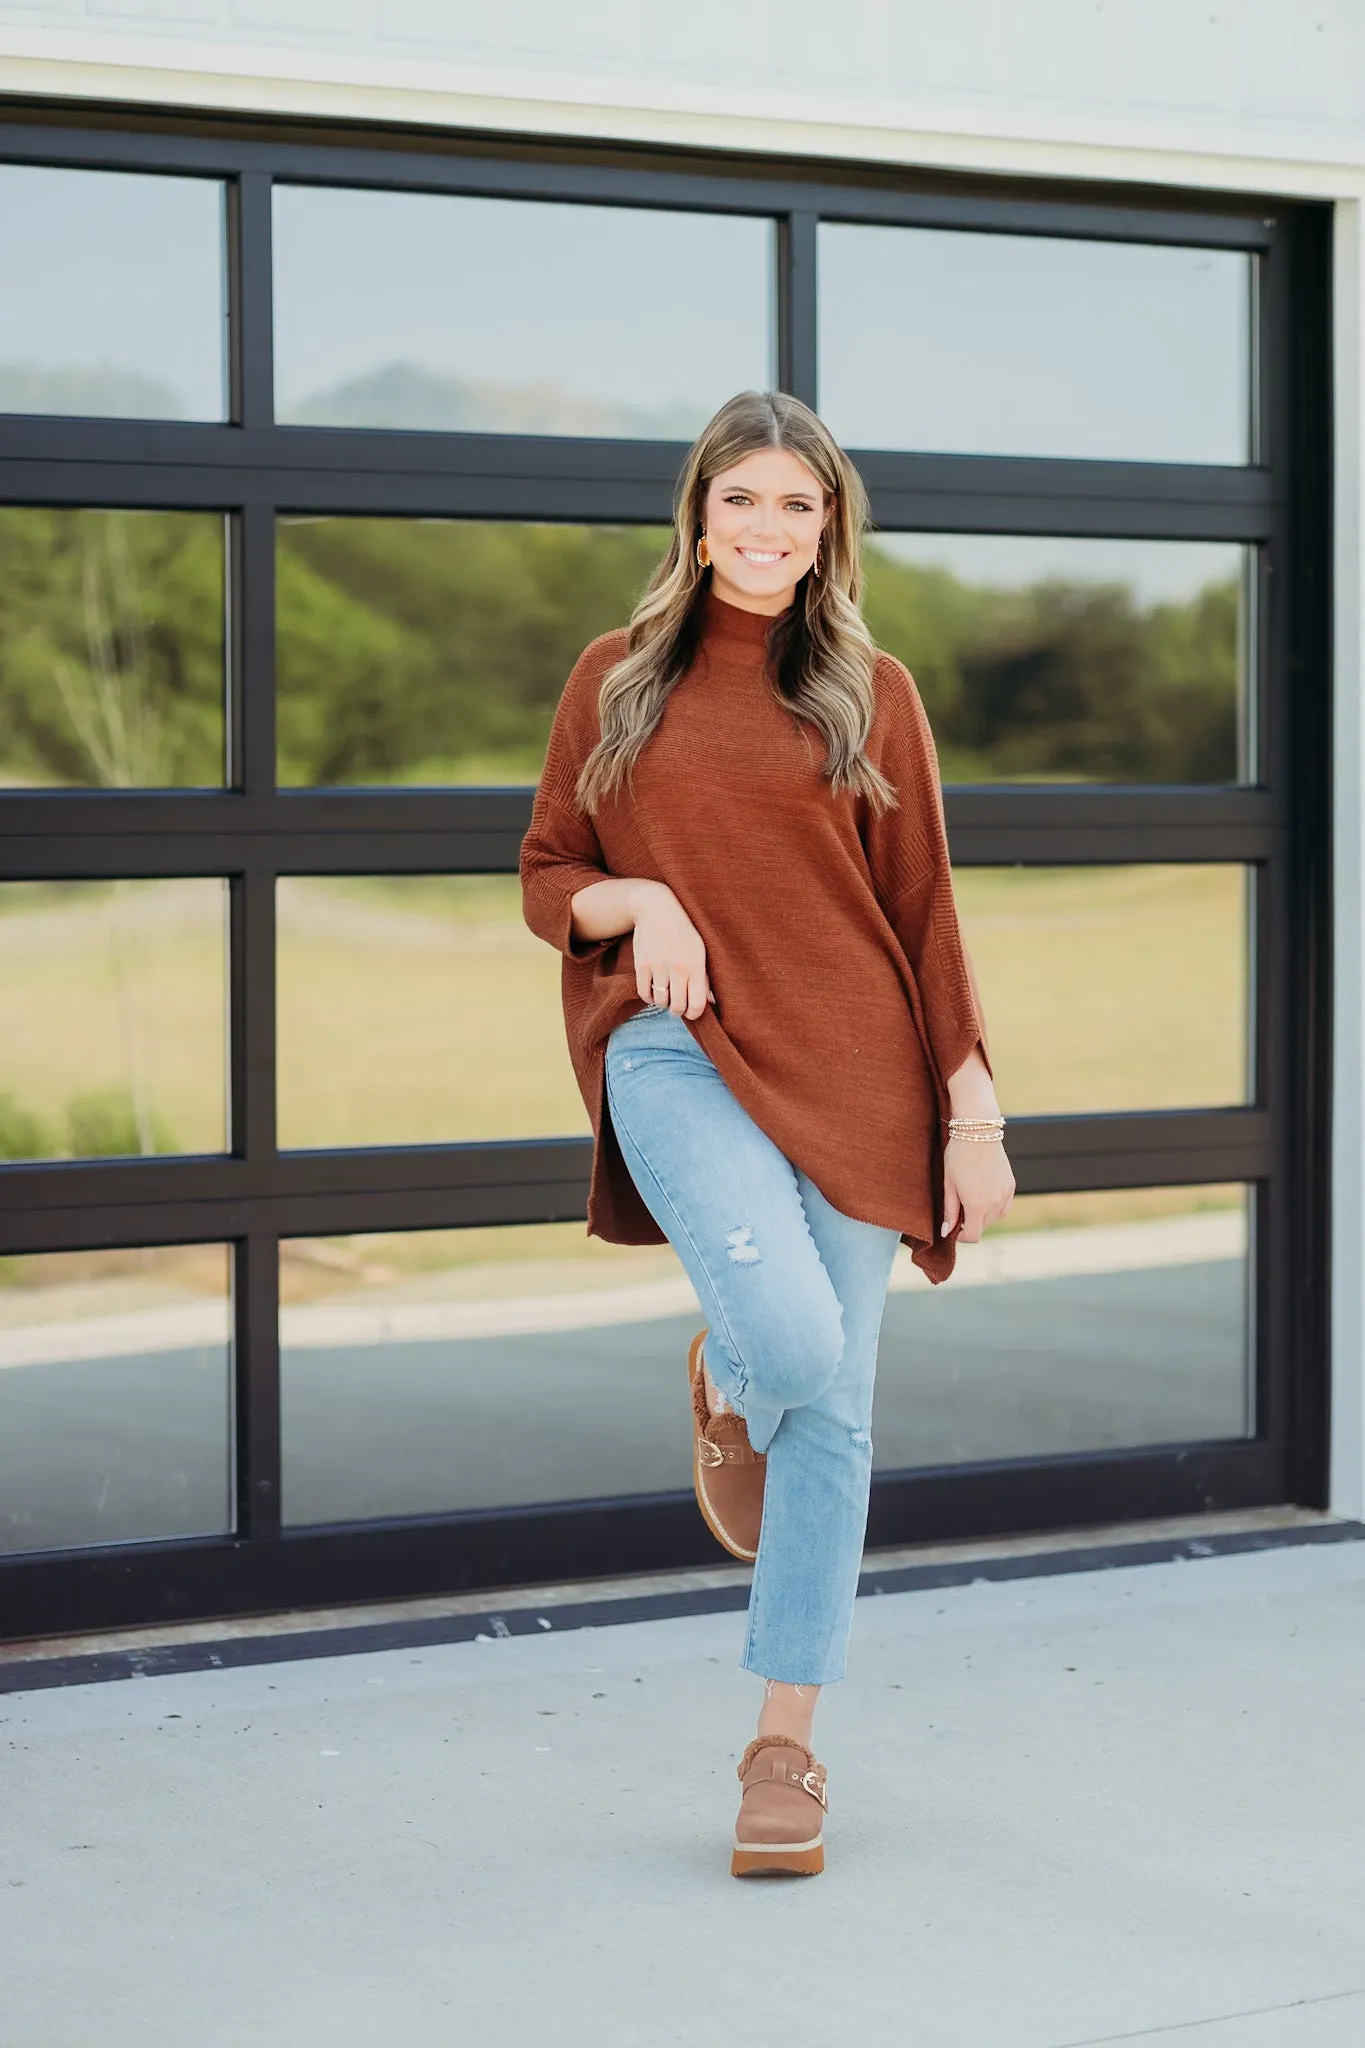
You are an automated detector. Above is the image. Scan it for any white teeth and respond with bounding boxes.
[738,549,784,563]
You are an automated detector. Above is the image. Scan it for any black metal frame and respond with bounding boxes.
[0,110,1332,1641]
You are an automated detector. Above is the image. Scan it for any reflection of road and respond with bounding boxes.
[0,1213,1243,1369]
[0,1261,1245,1555]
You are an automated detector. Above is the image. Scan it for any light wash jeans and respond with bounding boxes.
[604,1004,901,1686]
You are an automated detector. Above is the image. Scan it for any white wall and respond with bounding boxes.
[1,2,1365,183]
[2,0,1363,1520]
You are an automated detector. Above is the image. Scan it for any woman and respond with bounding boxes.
[519,390,1014,1879]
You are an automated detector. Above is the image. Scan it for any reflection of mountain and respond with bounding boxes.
[0,362,190,420]
[285,362,701,439]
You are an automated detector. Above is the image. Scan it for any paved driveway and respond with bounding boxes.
[3,1536,1363,2047]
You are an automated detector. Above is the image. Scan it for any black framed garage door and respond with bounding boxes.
[0,112,1331,1638]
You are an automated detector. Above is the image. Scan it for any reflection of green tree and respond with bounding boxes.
[276,519,668,784]
[0,517,222,1151]
[0,508,223,788]
[0,1084,177,1163]
[863,553,1240,784]
[277,520,1239,787]
[0,877,182,1161]
[0,507,1241,790]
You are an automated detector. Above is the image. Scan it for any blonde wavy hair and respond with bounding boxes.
[574,390,899,818]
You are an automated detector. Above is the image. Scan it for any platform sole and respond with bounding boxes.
[730,1837,825,1878]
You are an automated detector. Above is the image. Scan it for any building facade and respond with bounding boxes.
[0,3,1359,1638]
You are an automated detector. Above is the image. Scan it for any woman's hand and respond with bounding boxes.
[942,1138,1015,1243]
[628,881,716,1020]
[943,1041,1014,1242]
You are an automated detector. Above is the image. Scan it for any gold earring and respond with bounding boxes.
[813,537,823,578]
[696,534,711,569]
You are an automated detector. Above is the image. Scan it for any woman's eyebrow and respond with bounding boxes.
[721,483,816,497]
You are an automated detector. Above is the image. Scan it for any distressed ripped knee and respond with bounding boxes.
[725,1223,761,1265]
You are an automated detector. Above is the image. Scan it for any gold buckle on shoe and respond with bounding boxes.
[799,1770,828,1810]
[698,1439,725,1468]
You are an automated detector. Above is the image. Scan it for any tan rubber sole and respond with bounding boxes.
[687,1326,759,1564]
[731,1839,825,1878]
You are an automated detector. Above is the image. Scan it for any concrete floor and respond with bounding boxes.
[4,1536,1365,2047]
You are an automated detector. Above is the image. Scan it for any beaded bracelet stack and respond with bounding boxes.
[945,1115,1007,1145]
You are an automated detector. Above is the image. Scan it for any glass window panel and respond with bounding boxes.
[276,516,669,787]
[276,876,581,1149]
[276,865,1248,1149]
[873,1185,1252,1468]
[0,1244,232,1553]
[0,880,228,1161]
[0,165,226,421]
[866,534,1251,785]
[958,865,1250,1115]
[279,1223,692,1524]
[273,186,775,436]
[278,521,1251,794]
[281,1192,1252,1524]
[819,224,1252,464]
[0,510,227,789]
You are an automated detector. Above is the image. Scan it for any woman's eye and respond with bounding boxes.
[720,493,814,511]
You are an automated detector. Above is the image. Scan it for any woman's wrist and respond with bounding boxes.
[624,878,670,920]
[945,1046,1001,1122]
[568,876,666,944]
[946,1116,1006,1144]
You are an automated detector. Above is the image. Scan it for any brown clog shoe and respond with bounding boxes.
[731,1735,828,1878]
[688,1327,765,1562]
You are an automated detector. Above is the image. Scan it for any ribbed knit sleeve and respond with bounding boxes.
[862,654,992,1089]
[519,633,625,964]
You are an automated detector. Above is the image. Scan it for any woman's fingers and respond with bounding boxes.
[637,960,715,1014]
[943,1145,1016,1241]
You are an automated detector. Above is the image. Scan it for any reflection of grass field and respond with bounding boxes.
[279,1227,678,1304]
[0,880,226,1157]
[2,867,1247,1230]
[0,1243,231,1316]
[275,865,1243,1145]
[276,876,583,1148]
[990,1182,1241,1234]
[2,1187,1243,1312]
[278,1185,1244,1295]
[957,864,1246,1115]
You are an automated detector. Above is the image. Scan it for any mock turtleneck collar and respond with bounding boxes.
[699,586,789,647]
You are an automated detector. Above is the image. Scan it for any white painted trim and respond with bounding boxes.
[1331,199,1365,1518]
[2,37,1365,205]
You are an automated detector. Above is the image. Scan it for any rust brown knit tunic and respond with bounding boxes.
[518,588,991,1283]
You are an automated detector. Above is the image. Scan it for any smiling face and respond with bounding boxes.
[701,446,832,617]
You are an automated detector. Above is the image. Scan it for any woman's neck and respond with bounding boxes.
[699,587,780,647]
